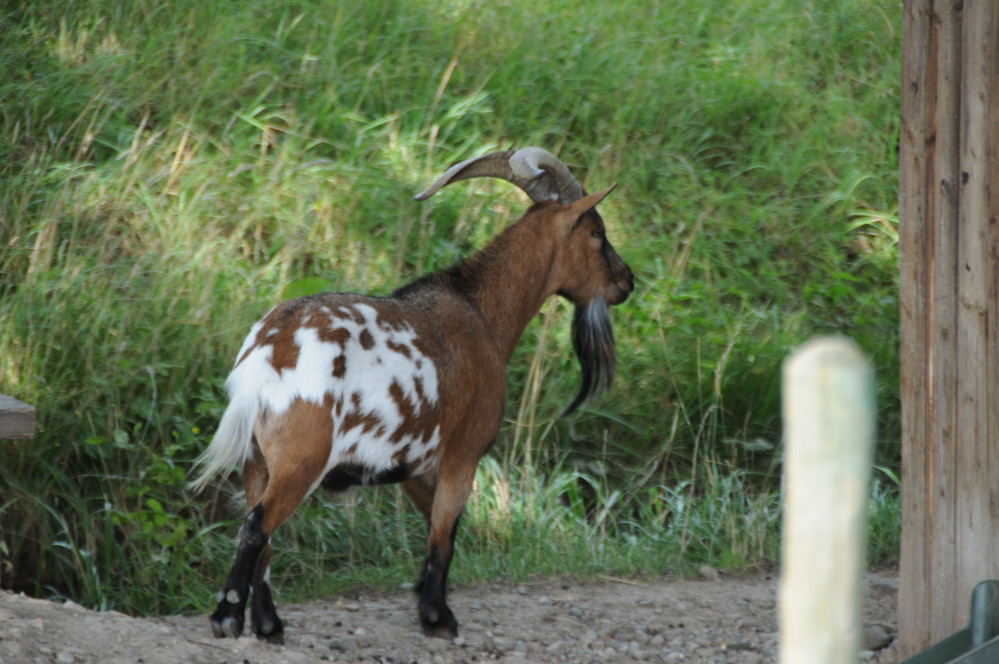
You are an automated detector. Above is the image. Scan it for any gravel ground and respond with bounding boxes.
[0,569,899,664]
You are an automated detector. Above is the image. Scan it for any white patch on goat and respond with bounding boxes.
[235,318,268,366]
[323,304,440,472]
[232,300,441,495]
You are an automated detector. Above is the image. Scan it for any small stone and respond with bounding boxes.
[388,611,412,627]
[537,596,551,605]
[863,624,892,650]
[351,627,372,649]
[56,652,75,664]
[329,636,357,652]
[581,630,598,646]
[698,565,720,581]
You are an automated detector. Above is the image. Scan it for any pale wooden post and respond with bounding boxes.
[780,337,874,664]
[898,0,999,656]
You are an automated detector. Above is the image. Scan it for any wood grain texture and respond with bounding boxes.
[898,0,999,655]
[898,0,933,650]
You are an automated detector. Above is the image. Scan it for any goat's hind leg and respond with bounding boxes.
[209,446,271,640]
[210,485,308,643]
[209,502,268,639]
[210,431,323,643]
[249,543,283,643]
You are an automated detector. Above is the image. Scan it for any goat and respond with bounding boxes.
[190,146,634,643]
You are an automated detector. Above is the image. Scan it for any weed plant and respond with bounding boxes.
[0,0,900,613]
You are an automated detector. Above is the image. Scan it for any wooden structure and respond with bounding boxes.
[898,0,999,656]
[0,394,34,439]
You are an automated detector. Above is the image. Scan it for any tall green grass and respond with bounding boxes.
[0,0,900,613]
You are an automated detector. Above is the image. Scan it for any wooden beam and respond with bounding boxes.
[0,394,35,439]
[898,0,934,649]
[898,0,999,656]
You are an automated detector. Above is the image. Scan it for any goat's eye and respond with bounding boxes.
[592,229,605,240]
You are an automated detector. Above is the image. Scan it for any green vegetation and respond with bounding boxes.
[0,0,900,615]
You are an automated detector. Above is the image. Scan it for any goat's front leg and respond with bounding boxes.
[413,472,472,638]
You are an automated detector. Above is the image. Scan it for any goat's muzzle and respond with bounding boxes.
[610,266,635,305]
[606,248,634,306]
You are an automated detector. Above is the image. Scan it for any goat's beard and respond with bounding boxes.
[561,297,617,417]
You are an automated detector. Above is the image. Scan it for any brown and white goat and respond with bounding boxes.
[190,146,634,643]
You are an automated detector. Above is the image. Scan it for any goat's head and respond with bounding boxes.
[415,147,634,415]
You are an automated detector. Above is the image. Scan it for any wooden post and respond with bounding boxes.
[0,394,35,439]
[780,337,874,664]
[898,0,999,656]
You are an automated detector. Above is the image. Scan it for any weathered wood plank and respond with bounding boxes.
[0,394,35,439]
[927,0,962,642]
[898,0,936,653]
[985,1,999,608]
[955,0,992,645]
[899,0,999,656]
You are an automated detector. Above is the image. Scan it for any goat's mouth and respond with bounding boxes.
[610,268,635,305]
[560,297,617,417]
[608,282,632,305]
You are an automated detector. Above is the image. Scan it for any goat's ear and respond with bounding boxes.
[562,184,617,230]
[567,185,616,218]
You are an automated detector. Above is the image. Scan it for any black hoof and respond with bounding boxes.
[255,628,285,645]
[252,614,285,645]
[419,604,458,639]
[210,602,245,639]
[210,614,243,639]
[250,580,284,644]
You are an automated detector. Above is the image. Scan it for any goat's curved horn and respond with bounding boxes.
[414,147,584,204]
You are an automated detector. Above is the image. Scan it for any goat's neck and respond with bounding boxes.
[463,218,560,362]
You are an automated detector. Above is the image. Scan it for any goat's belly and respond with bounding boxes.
[320,462,410,492]
[320,412,441,492]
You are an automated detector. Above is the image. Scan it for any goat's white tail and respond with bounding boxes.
[189,386,258,493]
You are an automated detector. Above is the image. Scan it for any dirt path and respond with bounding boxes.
[0,570,899,664]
